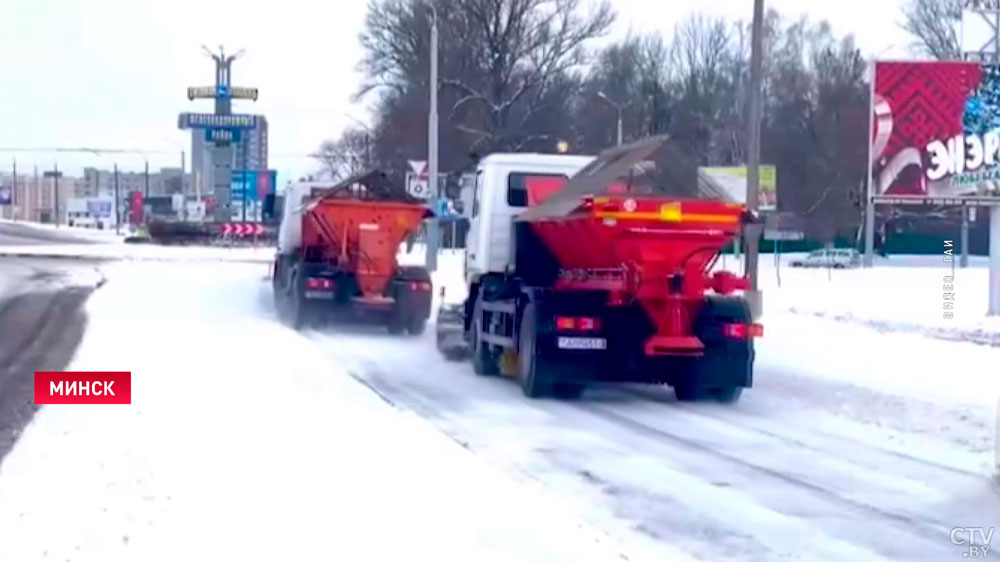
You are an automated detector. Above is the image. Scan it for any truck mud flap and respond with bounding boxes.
[436,303,468,359]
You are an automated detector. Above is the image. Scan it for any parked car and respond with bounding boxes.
[789,248,861,269]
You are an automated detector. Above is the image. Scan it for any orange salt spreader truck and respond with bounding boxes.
[435,136,763,403]
[272,169,434,333]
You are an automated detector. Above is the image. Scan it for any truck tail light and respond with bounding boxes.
[410,281,432,291]
[722,323,763,339]
[555,316,601,332]
[306,277,333,290]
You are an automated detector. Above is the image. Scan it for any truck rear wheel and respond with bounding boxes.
[517,302,551,398]
[470,295,500,376]
[674,385,742,403]
[551,382,585,400]
[407,317,427,335]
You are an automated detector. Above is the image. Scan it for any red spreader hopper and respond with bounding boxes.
[301,191,430,306]
[519,135,754,357]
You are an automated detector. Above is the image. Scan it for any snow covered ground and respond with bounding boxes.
[0,259,672,562]
[722,252,1000,342]
[0,243,997,561]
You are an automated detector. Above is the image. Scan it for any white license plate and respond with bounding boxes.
[304,291,334,299]
[557,336,607,350]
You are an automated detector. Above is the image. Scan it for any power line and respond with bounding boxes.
[0,147,177,156]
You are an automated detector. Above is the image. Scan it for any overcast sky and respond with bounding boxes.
[1,0,913,182]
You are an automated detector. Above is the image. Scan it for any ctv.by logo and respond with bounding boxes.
[951,527,994,558]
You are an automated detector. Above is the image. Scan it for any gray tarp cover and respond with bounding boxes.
[517,135,733,222]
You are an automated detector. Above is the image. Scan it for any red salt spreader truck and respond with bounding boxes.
[436,135,763,402]
[272,170,434,332]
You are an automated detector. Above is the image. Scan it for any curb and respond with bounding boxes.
[0,252,273,265]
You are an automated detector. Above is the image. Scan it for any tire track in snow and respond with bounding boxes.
[304,326,997,561]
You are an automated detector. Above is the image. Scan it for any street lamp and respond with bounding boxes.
[744,0,765,320]
[425,1,440,272]
[597,91,625,146]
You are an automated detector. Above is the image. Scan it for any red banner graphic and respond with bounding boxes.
[35,372,132,404]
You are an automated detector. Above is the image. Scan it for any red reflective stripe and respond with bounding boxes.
[555,316,600,331]
[307,278,332,290]
[555,316,576,330]
[723,323,763,338]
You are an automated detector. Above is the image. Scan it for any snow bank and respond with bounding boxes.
[0,219,128,243]
[737,254,1000,343]
[0,243,276,263]
[0,261,643,562]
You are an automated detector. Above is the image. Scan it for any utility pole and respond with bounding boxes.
[426,2,440,272]
[597,92,624,146]
[744,0,765,320]
[242,140,248,223]
[144,160,150,198]
[11,158,17,221]
[32,165,38,223]
[961,206,971,268]
[53,161,60,227]
[114,163,121,235]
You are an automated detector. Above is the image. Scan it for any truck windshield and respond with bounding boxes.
[508,173,569,207]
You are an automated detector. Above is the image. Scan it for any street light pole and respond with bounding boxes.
[426,2,440,272]
[744,0,765,320]
[114,163,121,235]
[597,91,624,146]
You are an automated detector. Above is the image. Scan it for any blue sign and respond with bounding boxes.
[0,186,11,205]
[436,198,459,221]
[216,84,229,99]
[230,170,277,202]
[205,128,241,143]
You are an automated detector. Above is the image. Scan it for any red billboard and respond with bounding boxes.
[871,61,1000,205]
[129,191,143,224]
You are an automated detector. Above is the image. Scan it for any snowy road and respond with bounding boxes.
[311,316,1000,561]
[0,258,103,460]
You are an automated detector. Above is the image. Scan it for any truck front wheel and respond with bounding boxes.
[470,295,500,376]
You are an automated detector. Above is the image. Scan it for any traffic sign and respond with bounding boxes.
[0,186,11,205]
[406,172,431,199]
[408,160,428,176]
[178,112,257,130]
[220,223,264,236]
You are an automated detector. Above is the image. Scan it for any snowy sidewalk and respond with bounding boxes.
[0,242,276,263]
[0,261,668,562]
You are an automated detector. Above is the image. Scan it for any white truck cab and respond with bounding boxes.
[465,153,594,285]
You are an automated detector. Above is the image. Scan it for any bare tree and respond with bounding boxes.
[900,0,962,60]
[441,0,616,151]
[314,128,373,181]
